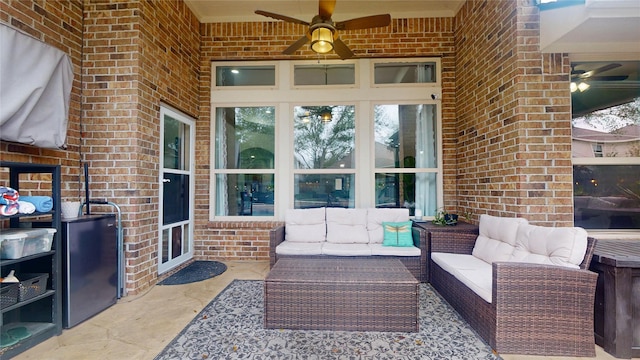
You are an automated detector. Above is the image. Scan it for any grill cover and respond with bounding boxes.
[0,24,73,149]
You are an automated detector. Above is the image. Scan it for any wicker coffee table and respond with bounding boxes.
[264,257,419,332]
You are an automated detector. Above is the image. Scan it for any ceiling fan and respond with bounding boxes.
[571,63,627,82]
[255,0,391,59]
[570,62,627,92]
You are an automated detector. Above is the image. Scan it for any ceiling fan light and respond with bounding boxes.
[570,82,577,92]
[311,27,334,54]
[320,110,332,122]
[578,82,590,92]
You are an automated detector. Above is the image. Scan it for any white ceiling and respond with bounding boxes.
[539,0,640,58]
[184,0,466,23]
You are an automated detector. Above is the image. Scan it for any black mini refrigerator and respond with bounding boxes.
[61,214,118,328]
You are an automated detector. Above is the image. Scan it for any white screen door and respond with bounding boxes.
[158,105,195,274]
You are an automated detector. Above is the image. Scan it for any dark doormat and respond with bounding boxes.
[158,261,227,285]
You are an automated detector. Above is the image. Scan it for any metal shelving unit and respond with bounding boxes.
[0,162,62,359]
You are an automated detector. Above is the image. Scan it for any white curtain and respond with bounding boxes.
[215,108,229,215]
[415,105,437,216]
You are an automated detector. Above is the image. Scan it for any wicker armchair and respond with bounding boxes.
[269,224,429,282]
[430,231,598,357]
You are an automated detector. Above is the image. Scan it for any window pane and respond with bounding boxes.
[163,115,190,170]
[162,173,189,224]
[161,229,169,264]
[294,174,354,209]
[215,174,275,216]
[572,100,640,158]
[214,107,275,169]
[574,165,640,229]
[294,64,356,85]
[171,226,182,259]
[376,172,437,217]
[293,105,355,169]
[215,65,275,86]
[374,62,436,84]
[375,104,437,168]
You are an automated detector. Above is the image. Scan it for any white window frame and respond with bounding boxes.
[210,58,443,221]
[290,59,359,89]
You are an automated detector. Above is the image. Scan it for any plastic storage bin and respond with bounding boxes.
[0,228,55,259]
[0,232,26,259]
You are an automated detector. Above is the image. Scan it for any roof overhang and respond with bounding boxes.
[184,1,465,23]
[539,0,640,57]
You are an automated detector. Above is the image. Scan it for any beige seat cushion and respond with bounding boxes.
[370,243,421,256]
[321,242,371,256]
[275,241,323,255]
[432,252,493,303]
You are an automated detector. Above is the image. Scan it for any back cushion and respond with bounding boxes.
[285,207,326,243]
[472,214,528,264]
[366,208,410,244]
[326,208,369,244]
[510,224,588,269]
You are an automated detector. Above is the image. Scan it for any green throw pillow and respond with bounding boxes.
[382,221,413,247]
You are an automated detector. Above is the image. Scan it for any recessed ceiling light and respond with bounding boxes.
[231,69,239,74]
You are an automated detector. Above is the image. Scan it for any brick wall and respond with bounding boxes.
[0,0,84,199]
[196,18,457,261]
[454,0,572,226]
[82,0,200,293]
[2,0,199,295]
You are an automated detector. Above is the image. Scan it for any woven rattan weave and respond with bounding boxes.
[264,258,419,332]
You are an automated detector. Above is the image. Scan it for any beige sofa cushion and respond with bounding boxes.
[275,241,323,255]
[370,243,421,256]
[432,252,493,303]
[366,208,410,244]
[510,224,588,269]
[322,242,371,256]
[285,207,326,243]
[326,208,369,244]
[472,214,528,264]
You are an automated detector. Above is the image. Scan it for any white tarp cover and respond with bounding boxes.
[0,24,73,149]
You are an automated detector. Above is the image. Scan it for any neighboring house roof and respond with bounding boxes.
[573,124,640,142]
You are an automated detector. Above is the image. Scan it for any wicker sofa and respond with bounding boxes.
[429,214,598,357]
[269,207,428,282]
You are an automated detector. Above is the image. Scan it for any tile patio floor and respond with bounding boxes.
[12,261,633,360]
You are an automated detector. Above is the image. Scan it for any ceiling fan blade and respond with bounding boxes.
[255,10,309,26]
[577,63,622,79]
[283,35,310,55]
[319,0,336,20]
[335,14,391,30]
[333,37,354,59]
[588,75,629,81]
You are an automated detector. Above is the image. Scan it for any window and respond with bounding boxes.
[373,61,437,85]
[572,75,640,230]
[293,63,356,86]
[210,59,442,220]
[213,106,275,216]
[215,65,276,87]
[374,104,438,216]
[592,143,603,157]
[293,105,356,209]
